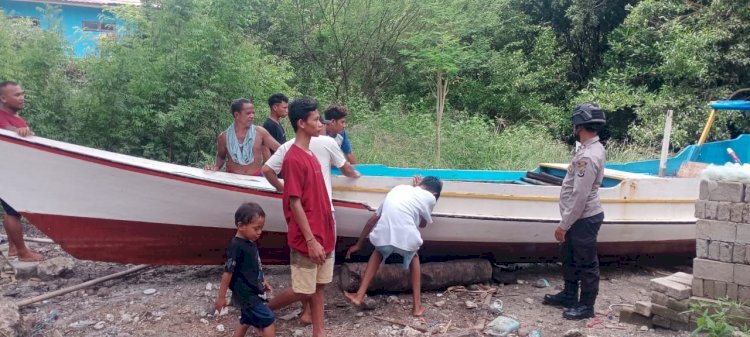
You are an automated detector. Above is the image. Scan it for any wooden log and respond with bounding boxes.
[339,259,492,293]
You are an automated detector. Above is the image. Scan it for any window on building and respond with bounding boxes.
[82,21,116,32]
[8,16,40,26]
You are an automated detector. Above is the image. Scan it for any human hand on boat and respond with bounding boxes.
[412,175,423,186]
[345,243,362,259]
[15,127,33,137]
[554,227,566,242]
[214,296,227,312]
[307,239,326,264]
[203,164,218,171]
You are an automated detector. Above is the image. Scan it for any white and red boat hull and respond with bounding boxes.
[0,130,697,265]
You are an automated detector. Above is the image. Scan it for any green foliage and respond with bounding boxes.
[3,0,750,170]
[577,0,750,148]
[689,298,749,337]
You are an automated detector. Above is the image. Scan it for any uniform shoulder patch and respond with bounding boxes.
[576,160,588,177]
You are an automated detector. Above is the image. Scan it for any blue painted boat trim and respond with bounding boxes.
[710,100,750,111]
[332,135,750,183]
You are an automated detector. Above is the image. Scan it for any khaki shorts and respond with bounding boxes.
[290,249,334,295]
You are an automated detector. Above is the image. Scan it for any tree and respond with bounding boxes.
[401,2,468,164]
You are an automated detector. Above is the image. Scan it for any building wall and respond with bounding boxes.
[0,0,117,57]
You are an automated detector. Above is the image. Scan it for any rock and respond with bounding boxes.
[467,284,480,291]
[465,300,478,309]
[517,328,530,337]
[205,282,212,291]
[562,329,584,337]
[484,316,519,336]
[362,298,378,310]
[94,321,106,330]
[523,298,534,305]
[216,324,225,332]
[105,314,114,322]
[640,325,648,331]
[387,295,399,304]
[532,279,550,288]
[355,312,364,317]
[142,330,156,336]
[143,288,157,295]
[96,287,110,297]
[517,280,526,285]
[68,320,96,329]
[120,313,133,323]
[278,308,302,321]
[37,257,75,280]
[293,329,305,337]
[402,327,421,337]
[434,300,446,307]
[199,318,209,324]
[9,261,37,279]
[0,298,22,337]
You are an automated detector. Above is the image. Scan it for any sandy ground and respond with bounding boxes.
[1,224,698,337]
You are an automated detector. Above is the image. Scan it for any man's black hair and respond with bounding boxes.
[230,98,253,117]
[0,81,19,94]
[288,97,318,132]
[235,202,266,226]
[324,104,348,121]
[419,176,443,200]
[267,93,289,109]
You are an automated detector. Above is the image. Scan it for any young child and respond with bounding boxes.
[344,176,443,317]
[215,202,275,337]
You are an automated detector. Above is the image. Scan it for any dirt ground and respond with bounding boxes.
[1,224,698,337]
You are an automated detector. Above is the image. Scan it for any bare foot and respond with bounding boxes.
[18,250,44,262]
[412,305,425,317]
[7,246,17,257]
[343,291,362,306]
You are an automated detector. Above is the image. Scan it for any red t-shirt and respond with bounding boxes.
[0,108,28,129]
[282,144,336,255]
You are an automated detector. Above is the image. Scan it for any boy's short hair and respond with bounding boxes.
[419,176,443,200]
[230,98,253,117]
[267,93,288,108]
[324,104,348,121]
[288,97,318,132]
[235,202,266,226]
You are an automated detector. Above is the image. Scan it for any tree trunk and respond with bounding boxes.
[435,72,448,165]
[338,259,492,293]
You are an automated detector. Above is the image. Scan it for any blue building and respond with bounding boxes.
[0,0,139,57]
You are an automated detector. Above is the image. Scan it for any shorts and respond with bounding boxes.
[0,199,20,218]
[240,303,275,328]
[376,245,418,270]
[290,249,334,295]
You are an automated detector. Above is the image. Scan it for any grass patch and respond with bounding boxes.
[348,111,657,171]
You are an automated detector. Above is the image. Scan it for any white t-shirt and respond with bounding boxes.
[368,185,437,252]
[265,136,347,210]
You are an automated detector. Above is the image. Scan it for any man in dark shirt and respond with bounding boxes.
[215,203,275,337]
[263,93,289,147]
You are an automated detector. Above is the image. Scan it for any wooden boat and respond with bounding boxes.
[1,99,748,265]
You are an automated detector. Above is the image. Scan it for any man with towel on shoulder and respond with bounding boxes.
[206,98,281,176]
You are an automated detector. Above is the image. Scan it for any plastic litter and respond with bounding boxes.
[483,316,519,336]
[529,330,542,337]
[488,299,504,314]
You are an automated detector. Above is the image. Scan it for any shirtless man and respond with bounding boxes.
[206,98,280,175]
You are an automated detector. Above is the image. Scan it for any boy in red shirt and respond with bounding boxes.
[267,97,333,337]
[0,81,43,261]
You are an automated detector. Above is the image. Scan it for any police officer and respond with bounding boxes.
[543,103,606,320]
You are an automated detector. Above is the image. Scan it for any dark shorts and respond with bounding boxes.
[0,199,20,218]
[240,303,275,328]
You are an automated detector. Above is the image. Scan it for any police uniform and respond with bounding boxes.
[544,103,606,320]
